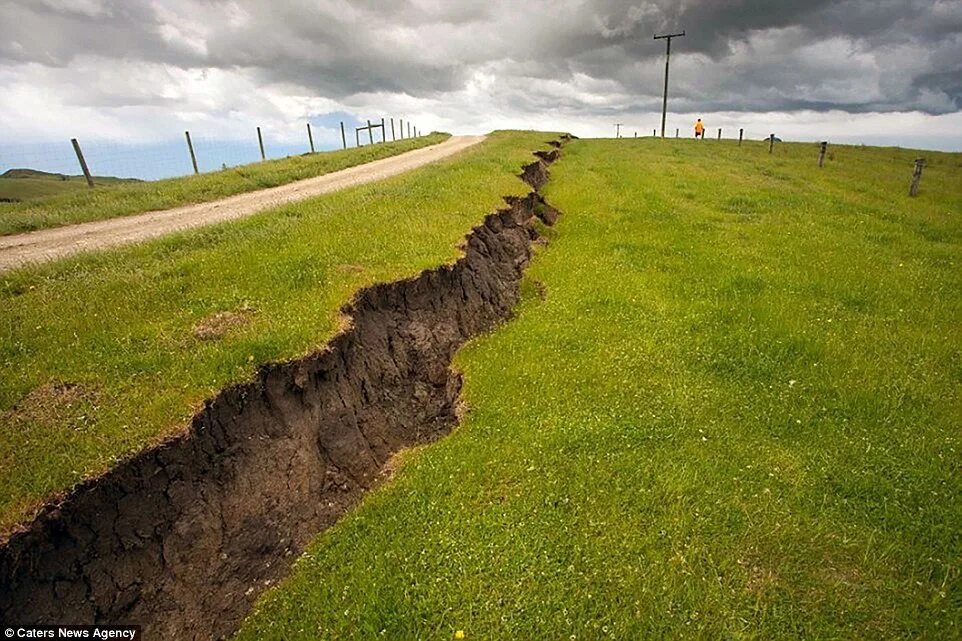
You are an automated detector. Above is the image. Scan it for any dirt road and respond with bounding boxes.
[0,135,486,272]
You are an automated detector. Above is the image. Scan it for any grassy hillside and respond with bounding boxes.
[0,133,449,235]
[0,169,139,202]
[0,131,555,533]
[236,139,962,639]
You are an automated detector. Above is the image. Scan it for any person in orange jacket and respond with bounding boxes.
[694,118,705,139]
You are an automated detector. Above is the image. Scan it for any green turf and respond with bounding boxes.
[236,139,962,640]
[0,131,556,532]
[0,134,449,235]
[0,169,139,203]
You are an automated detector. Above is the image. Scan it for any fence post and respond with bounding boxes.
[391,118,396,141]
[257,127,266,160]
[675,128,679,138]
[718,128,722,140]
[399,119,404,139]
[70,138,94,188]
[653,129,656,137]
[340,121,347,149]
[356,127,361,148]
[818,141,828,167]
[185,131,199,174]
[739,128,744,146]
[307,123,315,153]
[909,158,925,196]
[367,120,374,145]
[408,122,411,138]
[379,118,385,143]
[769,133,775,154]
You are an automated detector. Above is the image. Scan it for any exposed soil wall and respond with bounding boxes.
[0,144,563,639]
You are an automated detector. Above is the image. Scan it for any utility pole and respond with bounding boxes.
[615,123,623,138]
[654,30,685,138]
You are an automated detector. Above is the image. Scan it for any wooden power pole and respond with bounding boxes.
[654,30,685,138]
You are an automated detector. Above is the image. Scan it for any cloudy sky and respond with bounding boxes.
[2,0,962,156]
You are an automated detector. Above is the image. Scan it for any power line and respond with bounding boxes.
[654,30,685,138]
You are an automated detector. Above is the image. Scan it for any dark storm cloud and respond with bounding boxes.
[0,0,201,67]
[1,0,960,114]
[199,2,472,95]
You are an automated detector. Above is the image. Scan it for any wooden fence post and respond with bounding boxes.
[307,123,315,153]
[739,128,744,146]
[340,122,347,149]
[257,127,265,160]
[391,118,396,141]
[675,128,679,138]
[399,119,404,139]
[356,127,360,147]
[185,131,199,174]
[70,138,94,188]
[909,158,925,196]
[653,129,657,137]
[818,141,828,167]
[367,120,374,145]
[769,133,775,154]
[380,118,386,143]
[718,128,722,140]
[408,122,411,138]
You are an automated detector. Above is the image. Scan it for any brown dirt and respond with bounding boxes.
[2,382,100,432]
[0,136,486,273]
[0,141,565,639]
[191,309,253,341]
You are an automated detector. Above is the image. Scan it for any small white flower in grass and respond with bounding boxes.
[788,380,796,387]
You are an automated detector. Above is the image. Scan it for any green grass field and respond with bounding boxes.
[0,169,139,203]
[0,133,449,235]
[236,139,962,639]
[0,131,553,533]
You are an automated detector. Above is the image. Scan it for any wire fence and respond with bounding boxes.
[0,116,428,184]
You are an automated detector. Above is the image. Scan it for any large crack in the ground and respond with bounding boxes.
[0,139,568,639]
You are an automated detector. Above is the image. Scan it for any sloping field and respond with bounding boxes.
[0,131,551,535]
[0,133,448,235]
[0,135,483,272]
[237,139,962,639]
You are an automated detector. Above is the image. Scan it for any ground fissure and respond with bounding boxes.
[0,142,564,639]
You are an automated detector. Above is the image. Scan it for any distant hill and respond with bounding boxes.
[0,168,140,203]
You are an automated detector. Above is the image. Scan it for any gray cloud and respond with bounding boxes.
[0,0,960,123]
